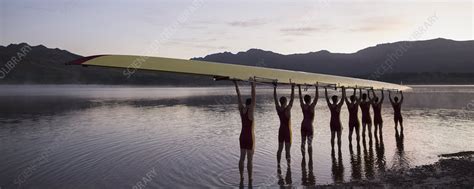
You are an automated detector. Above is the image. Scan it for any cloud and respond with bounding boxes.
[193,44,229,50]
[348,16,408,32]
[164,37,219,45]
[228,19,267,27]
[348,26,382,32]
[280,26,334,36]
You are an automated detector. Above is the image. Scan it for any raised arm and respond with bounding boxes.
[325,87,331,106]
[250,80,256,108]
[368,89,374,103]
[233,80,243,112]
[248,79,256,120]
[355,88,361,105]
[367,89,371,99]
[400,91,404,104]
[344,87,350,105]
[338,87,346,108]
[298,85,304,107]
[311,85,318,108]
[288,83,295,108]
[379,90,384,105]
[389,90,394,104]
[273,84,280,109]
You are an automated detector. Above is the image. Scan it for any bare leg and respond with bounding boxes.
[337,130,342,153]
[277,142,283,166]
[367,123,373,142]
[239,148,247,181]
[374,123,378,138]
[307,135,313,160]
[348,125,354,145]
[247,149,254,182]
[285,142,291,165]
[301,135,306,159]
[394,117,399,131]
[362,123,366,138]
[355,124,360,146]
[331,131,336,153]
[374,132,379,145]
[400,118,404,133]
[379,123,383,137]
[374,123,378,137]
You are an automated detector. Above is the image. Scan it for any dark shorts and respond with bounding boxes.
[362,115,372,124]
[330,120,342,132]
[394,114,403,122]
[239,135,253,150]
[279,127,291,143]
[349,119,360,130]
[374,116,383,125]
[301,125,314,137]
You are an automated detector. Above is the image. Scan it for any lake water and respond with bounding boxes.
[0,85,473,188]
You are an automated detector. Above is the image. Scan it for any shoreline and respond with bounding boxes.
[325,151,474,188]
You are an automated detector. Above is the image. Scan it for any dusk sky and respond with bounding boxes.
[1,0,472,59]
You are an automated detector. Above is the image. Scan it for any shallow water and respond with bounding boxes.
[0,85,473,188]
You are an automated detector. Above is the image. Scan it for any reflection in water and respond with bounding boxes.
[363,138,375,180]
[331,151,344,183]
[239,178,252,189]
[375,132,386,175]
[349,144,362,181]
[1,86,474,187]
[277,165,292,187]
[392,130,409,170]
[301,158,316,186]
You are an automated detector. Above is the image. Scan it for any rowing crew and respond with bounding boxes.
[233,78,404,183]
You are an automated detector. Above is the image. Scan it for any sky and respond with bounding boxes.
[1,0,472,59]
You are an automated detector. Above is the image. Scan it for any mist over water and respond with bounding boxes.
[0,85,473,188]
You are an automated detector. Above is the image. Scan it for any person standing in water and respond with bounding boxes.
[298,84,318,160]
[344,88,361,146]
[370,89,384,137]
[359,89,374,140]
[233,79,256,184]
[274,82,295,167]
[389,90,404,132]
[325,86,346,153]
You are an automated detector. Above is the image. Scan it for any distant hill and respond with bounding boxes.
[0,38,473,85]
[192,38,474,84]
[0,43,214,85]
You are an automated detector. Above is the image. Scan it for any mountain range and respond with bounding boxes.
[0,38,473,85]
[192,38,474,84]
[0,43,211,85]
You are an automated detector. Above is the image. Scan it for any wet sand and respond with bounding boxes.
[327,151,474,188]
